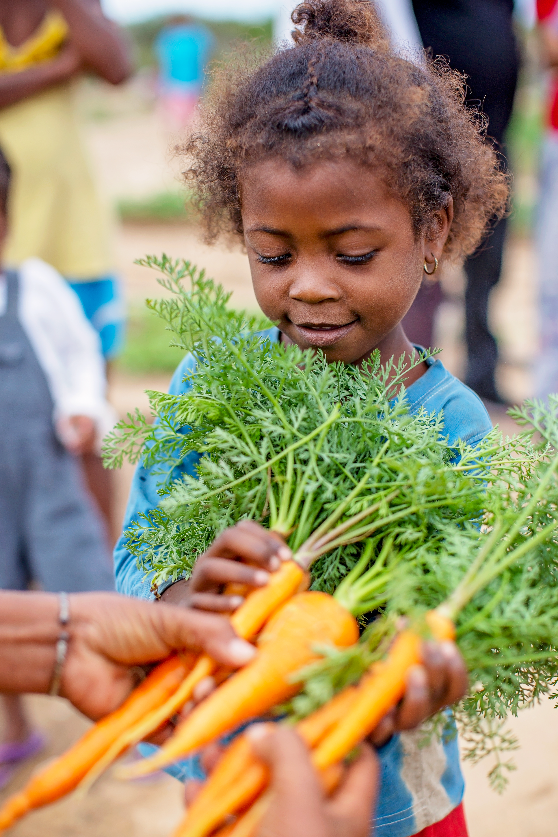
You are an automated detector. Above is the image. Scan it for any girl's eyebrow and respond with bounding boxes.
[247,224,383,236]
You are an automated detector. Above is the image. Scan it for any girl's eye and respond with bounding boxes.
[337,251,377,265]
[256,253,291,266]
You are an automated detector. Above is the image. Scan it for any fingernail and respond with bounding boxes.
[246,723,271,741]
[440,641,456,659]
[278,546,292,561]
[407,664,428,688]
[269,556,281,572]
[228,596,244,609]
[254,570,270,586]
[228,638,257,664]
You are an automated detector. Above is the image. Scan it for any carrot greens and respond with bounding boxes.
[103,257,558,790]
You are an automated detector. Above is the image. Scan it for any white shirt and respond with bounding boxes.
[274,0,423,56]
[0,258,116,444]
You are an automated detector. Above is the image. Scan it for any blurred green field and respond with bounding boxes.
[116,304,185,374]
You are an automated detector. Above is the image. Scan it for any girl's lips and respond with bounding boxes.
[291,320,358,348]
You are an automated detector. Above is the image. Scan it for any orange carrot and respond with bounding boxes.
[122,592,359,778]
[312,610,455,772]
[174,686,360,837]
[80,560,309,791]
[0,655,192,831]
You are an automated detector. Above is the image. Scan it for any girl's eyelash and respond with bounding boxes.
[338,251,377,265]
[256,253,291,265]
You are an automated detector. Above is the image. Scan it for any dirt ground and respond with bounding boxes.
[2,92,557,837]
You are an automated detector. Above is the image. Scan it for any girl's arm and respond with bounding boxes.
[49,0,132,84]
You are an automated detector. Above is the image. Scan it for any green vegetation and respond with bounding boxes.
[116,191,195,224]
[127,15,273,71]
[116,304,184,375]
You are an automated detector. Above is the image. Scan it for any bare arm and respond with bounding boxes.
[0,591,255,720]
[0,43,80,108]
[50,0,132,84]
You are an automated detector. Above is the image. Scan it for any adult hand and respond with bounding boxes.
[250,725,377,837]
[0,591,255,721]
[161,520,292,612]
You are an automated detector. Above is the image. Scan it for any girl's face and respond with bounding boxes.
[241,158,451,367]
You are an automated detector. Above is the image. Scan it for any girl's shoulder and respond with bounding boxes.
[404,355,492,448]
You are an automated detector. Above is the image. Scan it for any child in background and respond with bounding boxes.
[115,1,508,834]
[0,148,114,788]
[0,0,132,543]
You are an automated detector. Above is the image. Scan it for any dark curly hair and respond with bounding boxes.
[181,0,509,261]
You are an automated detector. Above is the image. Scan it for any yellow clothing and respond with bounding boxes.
[0,11,68,71]
[0,12,114,279]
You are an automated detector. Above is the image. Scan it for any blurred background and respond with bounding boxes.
[1,2,557,836]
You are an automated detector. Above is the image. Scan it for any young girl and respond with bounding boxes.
[115,1,508,834]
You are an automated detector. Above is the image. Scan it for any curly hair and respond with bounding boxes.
[181,0,509,261]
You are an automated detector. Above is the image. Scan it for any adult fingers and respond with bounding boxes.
[248,725,328,837]
[154,606,257,668]
[326,743,378,837]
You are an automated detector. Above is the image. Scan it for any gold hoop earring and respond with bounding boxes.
[423,257,438,276]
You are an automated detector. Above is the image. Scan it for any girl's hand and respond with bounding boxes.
[160,521,292,612]
[369,640,468,747]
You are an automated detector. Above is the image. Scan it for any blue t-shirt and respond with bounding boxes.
[114,335,491,836]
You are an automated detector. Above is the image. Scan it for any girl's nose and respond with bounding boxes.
[288,271,341,304]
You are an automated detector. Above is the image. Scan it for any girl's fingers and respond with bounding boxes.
[367,709,396,747]
[188,592,246,613]
[422,641,469,711]
[190,557,271,593]
[438,642,469,706]
[205,521,292,571]
[394,665,430,731]
[420,642,449,708]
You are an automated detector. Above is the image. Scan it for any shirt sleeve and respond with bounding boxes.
[20,259,113,433]
[114,353,199,599]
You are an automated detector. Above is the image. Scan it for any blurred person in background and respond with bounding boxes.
[535,0,558,400]
[0,0,133,543]
[0,146,114,789]
[402,0,520,406]
[155,15,214,132]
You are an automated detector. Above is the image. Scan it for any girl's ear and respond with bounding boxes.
[423,196,454,262]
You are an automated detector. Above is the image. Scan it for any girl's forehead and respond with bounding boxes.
[240,157,412,229]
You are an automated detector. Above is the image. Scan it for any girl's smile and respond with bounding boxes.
[241,157,451,379]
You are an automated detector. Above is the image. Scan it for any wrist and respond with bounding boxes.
[0,592,61,693]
